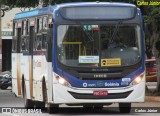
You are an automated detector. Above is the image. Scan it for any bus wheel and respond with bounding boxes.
[42,79,47,102]
[47,103,59,114]
[35,101,45,110]
[24,85,35,109]
[119,103,131,113]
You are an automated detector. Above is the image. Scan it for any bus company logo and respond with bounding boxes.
[97,81,104,87]
[94,74,107,78]
[83,82,88,87]
[105,82,119,87]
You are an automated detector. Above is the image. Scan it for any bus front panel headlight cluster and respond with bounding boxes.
[129,73,144,86]
[56,75,71,87]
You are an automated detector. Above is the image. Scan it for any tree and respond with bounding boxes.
[138,0,160,94]
[0,0,39,8]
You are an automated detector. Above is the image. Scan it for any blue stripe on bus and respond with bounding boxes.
[14,6,54,19]
[14,10,39,19]
[54,65,144,88]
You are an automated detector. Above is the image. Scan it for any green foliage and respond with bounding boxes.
[143,15,152,24]
[142,6,160,24]
[135,0,160,24]
[1,0,39,8]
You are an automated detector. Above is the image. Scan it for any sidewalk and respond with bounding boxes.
[145,90,160,102]
[145,85,160,102]
[145,96,160,102]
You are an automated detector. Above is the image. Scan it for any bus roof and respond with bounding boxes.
[14,2,136,20]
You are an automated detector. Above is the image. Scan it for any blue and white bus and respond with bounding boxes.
[12,2,145,113]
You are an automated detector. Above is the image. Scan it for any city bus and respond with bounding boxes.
[12,2,145,113]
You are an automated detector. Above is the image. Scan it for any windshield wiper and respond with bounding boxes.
[77,21,94,42]
[110,20,123,43]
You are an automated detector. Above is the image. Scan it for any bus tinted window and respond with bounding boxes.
[43,16,48,31]
[42,34,47,50]
[37,18,43,33]
[36,36,42,50]
[57,24,141,67]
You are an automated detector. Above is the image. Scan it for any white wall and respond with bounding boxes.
[1,8,36,29]
[1,8,21,28]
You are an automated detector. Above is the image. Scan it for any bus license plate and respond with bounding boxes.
[93,91,108,96]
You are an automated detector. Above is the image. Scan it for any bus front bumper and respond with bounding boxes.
[52,82,145,104]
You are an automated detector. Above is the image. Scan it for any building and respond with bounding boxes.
[1,8,32,71]
[1,28,12,71]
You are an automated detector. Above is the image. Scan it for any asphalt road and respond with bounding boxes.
[0,88,160,116]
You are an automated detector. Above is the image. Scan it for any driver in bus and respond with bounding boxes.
[101,33,127,58]
[108,33,127,49]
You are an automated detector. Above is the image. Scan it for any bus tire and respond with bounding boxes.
[42,78,47,102]
[35,101,45,110]
[24,84,35,109]
[47,103,59,114]
[119,103,131,113]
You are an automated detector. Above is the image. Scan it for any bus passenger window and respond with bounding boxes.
[42,34,47,50]
[26,20,29,35]
[22,20,26,35]
[21,38,26,51]
[36,36,42,50]
[37,18,42,33]
[43,17,48,31]
[25,38,29,51]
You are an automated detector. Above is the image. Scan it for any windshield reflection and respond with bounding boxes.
[57,24,141,67]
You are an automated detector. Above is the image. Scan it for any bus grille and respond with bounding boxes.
[68,90,133,99]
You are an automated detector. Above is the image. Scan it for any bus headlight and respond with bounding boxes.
[56,76,71,87]
[129,73,144,86]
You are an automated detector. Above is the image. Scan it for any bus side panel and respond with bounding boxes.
[12,53,18,96]
[12,53,22,97]
[20,54,31,99]
[47,62,53,103]
[32,55,48,101]
[31,55,53,102]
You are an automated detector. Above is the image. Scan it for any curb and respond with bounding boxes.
[145,96,160,102]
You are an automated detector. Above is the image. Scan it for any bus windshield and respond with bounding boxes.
[57,24,141,67]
